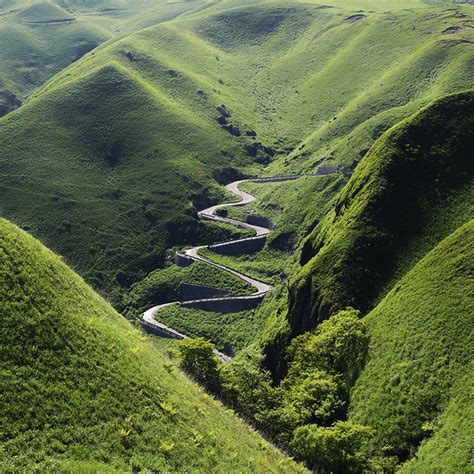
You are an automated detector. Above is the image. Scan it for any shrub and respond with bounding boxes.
[281,369,344,427]
[291,421,375,473]
[286,308,369,389]
[178,338,221,391]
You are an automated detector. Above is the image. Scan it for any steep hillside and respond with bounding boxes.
[1,0,472,310]
[0,58,255,303]
[349,220,473,469]
[208,92,473,471]
[286,90,473,338]
[0,218,302,472]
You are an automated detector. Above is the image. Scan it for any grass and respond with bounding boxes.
[213,90,473,470]
[287,90,474,336]
[124,260,254,320]
[155,304,269,354]
[349,220,473,469]
[0,217,304,472]
[0,0,208,112]
[0,0,473,310]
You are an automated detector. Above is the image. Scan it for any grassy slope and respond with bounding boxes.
[0,54,255,303]
[349,220,473,468]
[0,1,473,309]
[0,6,110,103]
[124,260,254,319]
[286,90,473,337]
[0,0,205,107]
[0,217,302,472]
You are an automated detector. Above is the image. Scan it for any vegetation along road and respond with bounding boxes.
[142,176,319,361]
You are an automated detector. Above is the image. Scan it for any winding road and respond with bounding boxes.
[142,174,335,361]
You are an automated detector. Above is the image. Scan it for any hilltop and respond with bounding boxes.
[0,0,472,310]
[0,217,302,472]
[0,0,204,115]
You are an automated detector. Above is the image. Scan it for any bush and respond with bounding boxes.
[281,369,344,428]
[291,421,375,473]
[178,338,221,391]
[286,308,369,389]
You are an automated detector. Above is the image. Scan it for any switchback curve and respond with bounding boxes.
[141,174,331,361]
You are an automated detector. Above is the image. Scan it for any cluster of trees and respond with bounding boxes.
[178,308,374,472]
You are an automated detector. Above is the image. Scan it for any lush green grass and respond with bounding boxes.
[1,0,473,311]
[288,90,473,336]
[0,0,208,110]
[156,303,268,354]
[349,220,473,469]
[0,217,303,472]
[213,91,473,470]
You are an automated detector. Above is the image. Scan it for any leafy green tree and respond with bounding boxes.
[281,369,344,427]
[178,338,220,391]
[291,421,375,473]
[286,308,369,388]
[220,349,278,418]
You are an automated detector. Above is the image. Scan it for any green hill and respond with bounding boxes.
[0,0,202,116]
[0,0,472,311]
[349,220,473,469]
[0,217,302,472]
[16,2,75,23]
[0,3,110,113]
[208,91,473,470]
[287,90,473,337]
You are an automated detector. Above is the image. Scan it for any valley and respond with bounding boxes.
[0,0,473,472]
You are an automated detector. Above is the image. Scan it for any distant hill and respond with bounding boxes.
[0,1,472,308]
[0,0,202,115]
[0,217,301,472]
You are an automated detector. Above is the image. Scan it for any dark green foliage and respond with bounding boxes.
[286,308,369,389]
[219,309,370,462]
[178,338,221,392]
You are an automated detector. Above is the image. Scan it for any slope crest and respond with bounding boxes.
[16,2,75,23]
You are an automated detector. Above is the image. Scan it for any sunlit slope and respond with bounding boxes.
[0,3,110,113]
[349,220,473,469]
[0,0,205,113]
[286,90,473,335]
[1,1,473,306]
[175,2,473,170]
[0,218,302,472]
[0,55,255,302]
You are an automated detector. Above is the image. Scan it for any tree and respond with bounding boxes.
[281,369,344,427]
[286,308,369,388]
[178,338,220,391]
[291,421,375,473]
